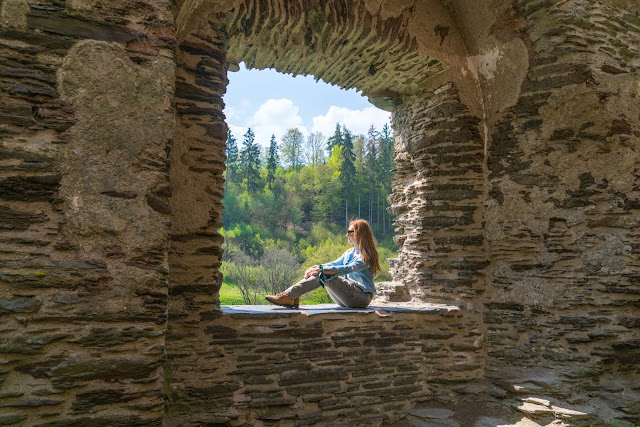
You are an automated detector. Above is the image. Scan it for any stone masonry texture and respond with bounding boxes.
[0,0,638,425]
[165,305,483,425]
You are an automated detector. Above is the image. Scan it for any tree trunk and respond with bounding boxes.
[377,189,380,228]
[345,198,348,229]
[382,193,385,234]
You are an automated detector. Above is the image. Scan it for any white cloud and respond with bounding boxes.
[224,105,240,122]
[226,98,309,149]
[250,99,308,147]
[312,106,391,138]
[227,124,246,143]
[226,100,391,151]
[224,98,254,125]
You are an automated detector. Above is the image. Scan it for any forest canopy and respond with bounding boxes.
[221,123,397,304]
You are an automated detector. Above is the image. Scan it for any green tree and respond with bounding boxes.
[281,128,304,171]
[353,134,366,218]
[313,145,343,224]
[222,182,248,228]
[289,166,316,224]
[327,123,343,155]
[225,129,238,191]
[379,123,395,232]
[340,126,356,227]
[366,125,379,225]
[266,134,278,189]
[305,131,326,168]
[226,222,266,258]
[379,123,394,190]
[240,128,261,193]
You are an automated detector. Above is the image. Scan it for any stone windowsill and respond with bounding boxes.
[221,303,459,317]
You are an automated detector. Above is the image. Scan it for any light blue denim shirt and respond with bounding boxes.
[321,248,376,294]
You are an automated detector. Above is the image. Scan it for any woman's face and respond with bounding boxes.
[347,226,356,246]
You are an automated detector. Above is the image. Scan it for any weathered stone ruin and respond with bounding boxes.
[0,0,638,425]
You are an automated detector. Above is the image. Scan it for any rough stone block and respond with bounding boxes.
[0,0,29,30]
[0,102,34,126]
[0,414,26,426]
[0,296,41,314]
[279,368,347,386]
[26,9,138,44]
[0,175,60,202]
[47,357,160,384]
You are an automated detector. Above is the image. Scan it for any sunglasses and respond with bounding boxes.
[347,230,354,234]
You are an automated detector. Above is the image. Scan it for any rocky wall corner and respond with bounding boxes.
[386,1,639,424]
[0,1,176,424]
[389,81,486,304]
[480,1,640,424]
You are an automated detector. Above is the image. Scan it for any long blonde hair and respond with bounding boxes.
[350,219,381,276]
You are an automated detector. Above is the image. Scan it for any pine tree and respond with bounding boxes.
[365,126,378,226]
[353,135,366,219]
[225,129,238,192]
[367,125,379,150]
[379,123,394,233]
[327,123,343,155]
[379,123,394,186]
[266,134,278,189]
[365,126,379,176]
[340,126,356,227]
[240,128,261,193]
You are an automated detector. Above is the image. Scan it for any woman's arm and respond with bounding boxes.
[322,257,367,275]
[304,265,340,278]
[304,249,359,278]
[322,249,351,268]
[320,250,367,276]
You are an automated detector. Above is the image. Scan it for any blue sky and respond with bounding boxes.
[224,63,391,149]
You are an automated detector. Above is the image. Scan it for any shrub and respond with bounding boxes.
[257,247,301,295]
[221,253,262,304]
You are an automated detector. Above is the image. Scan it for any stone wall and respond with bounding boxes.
[389,83,486,304]
[165,304,485,426]
[164,1,482,423]
[0,1,175,425]
[0,0,638,425]
[480,1,640,423]
[165,16,230,427]
[388,0,640,423]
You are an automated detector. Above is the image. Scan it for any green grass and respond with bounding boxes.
[219,281,246,305]
[219,281,332,305]
[299,287,333,305]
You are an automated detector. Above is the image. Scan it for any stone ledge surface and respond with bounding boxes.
[221,303,460,316]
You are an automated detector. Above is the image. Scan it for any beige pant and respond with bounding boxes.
[285,276,373,308]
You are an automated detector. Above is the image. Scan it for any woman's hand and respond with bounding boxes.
[304,266,321,279]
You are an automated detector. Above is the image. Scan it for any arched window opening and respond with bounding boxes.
[168,0,478,312]
[220,63,398,306]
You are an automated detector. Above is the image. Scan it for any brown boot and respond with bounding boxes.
[264,291,299,308]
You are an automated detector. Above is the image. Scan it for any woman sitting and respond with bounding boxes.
[265,219,381,309]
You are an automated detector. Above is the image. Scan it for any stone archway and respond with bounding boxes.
[165,0,493,423]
